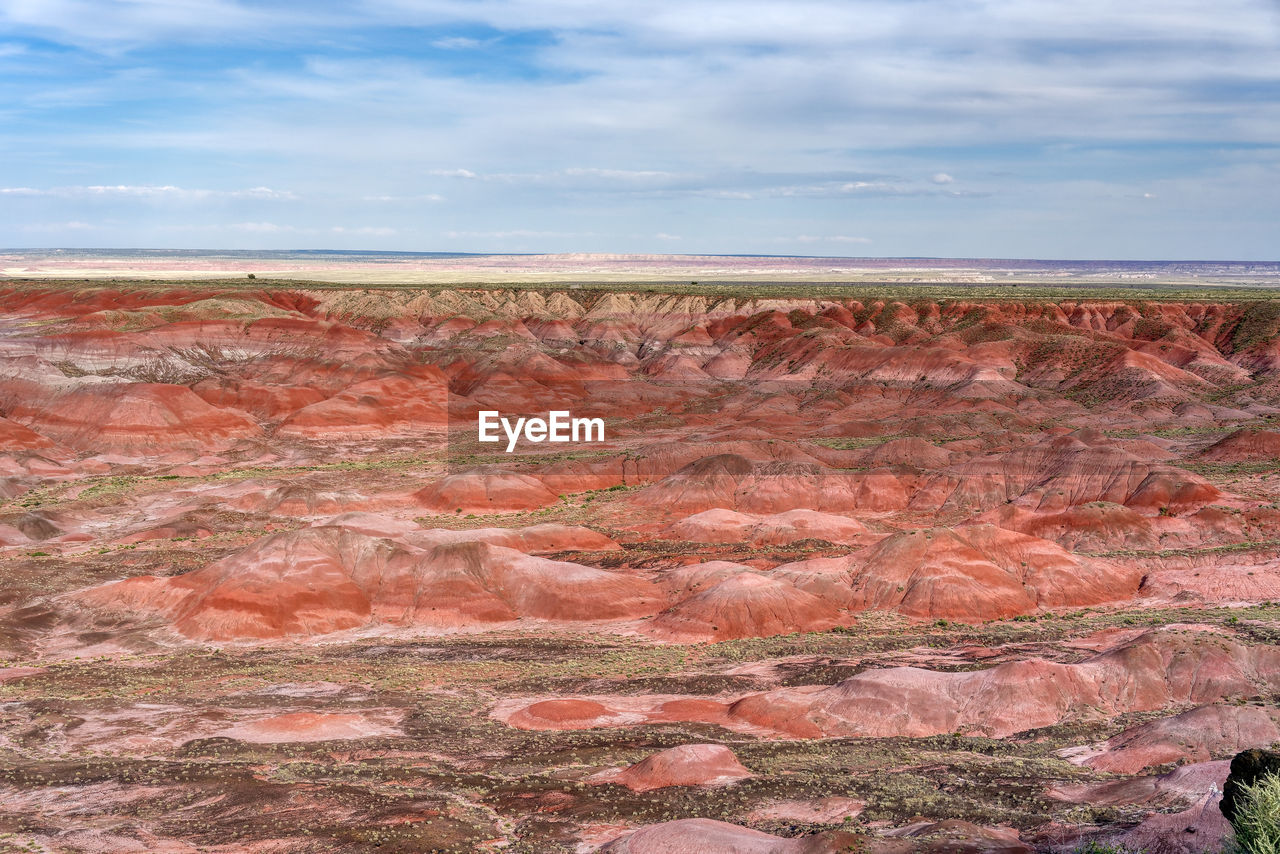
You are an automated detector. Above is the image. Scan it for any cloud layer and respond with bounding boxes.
[1,0,1278,257]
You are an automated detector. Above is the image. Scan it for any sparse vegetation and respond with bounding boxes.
[1227,773,1280,854]
[2,280,1280,850]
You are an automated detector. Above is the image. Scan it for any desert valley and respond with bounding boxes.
[1,258,1279,853]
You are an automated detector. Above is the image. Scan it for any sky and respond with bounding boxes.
[1,0,1279,259]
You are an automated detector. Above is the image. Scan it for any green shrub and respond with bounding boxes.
[1073,842,1145,854]
[1228,773,1280,854]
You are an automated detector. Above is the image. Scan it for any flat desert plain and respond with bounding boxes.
[1,267,1279,852]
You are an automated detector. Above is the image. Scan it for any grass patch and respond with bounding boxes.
[1228,773,1280,854]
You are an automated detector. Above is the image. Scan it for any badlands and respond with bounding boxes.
[1,270,1279,852]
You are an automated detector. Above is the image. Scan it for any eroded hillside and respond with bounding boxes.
[1,283,1278,853]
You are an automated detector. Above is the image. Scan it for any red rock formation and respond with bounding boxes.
[594,819,811,854]
[727,629,1280,738]
[650,572,843,641]
[668,508,870,546]
[276,371,448,437]
[769,524,1138,622]
[939,433,1221,516]
[0,416,56,450]
[216,712,399,743]
[847,524,1140,620]
[414,470,559,513]
[632,455,909,516]
[74,527,661,640]
[9,382,261,453]
[590,744,752,791]
[1081,705,1280,773]
[1199,429,1280,461]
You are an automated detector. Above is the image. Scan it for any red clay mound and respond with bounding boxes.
[276,372,447,437]
[216,712,399,743]
[591,744,752,791]
[11,382,261,453]
[320,512,422,538]
[941,433,1222,516]
[632,455,908,517]
[844,524,1138,621]
[666,508,758,543]
[414,470,559,514]
[413,540,661,622]
[1137,558,1280,605]
[192,378,325,421]
[230,485,367,516]
[668,508,870,546]
[980,502,1158,552]
[631,454,753,513]
[1100,792,1232,854]
[728,629,1280,738]
[409,522,620,553]
[859,437,951,469]
[618,440,827,481]
[744,509,868,545]
[650,572,842,641]
[1049,760,1230,807]
[745,797,866,825]
[321,515,620,553]
[1199,429,1280,461]
[595,818,1027,854]
[74,527,661,640]
[1080,704,1280,773]
[0,416,56,451]
[657,561,758,596]
[595,819,810,854]
[118,514,215,543]
[874,820,1033,853]
[507,699,627,730]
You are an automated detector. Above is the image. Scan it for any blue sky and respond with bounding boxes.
[1,0,1279,258]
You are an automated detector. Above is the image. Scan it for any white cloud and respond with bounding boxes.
[430,36,492,50]
[1,0,1278,256]
[331,225,398,235]
[362,193,445,202]
[783,234,873,244]
[840,181,894,193]
[562,167,675,181]
[0,184,298,200]
[445,229,594,239]
[18,219,97,231]
[229,221,294,233]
